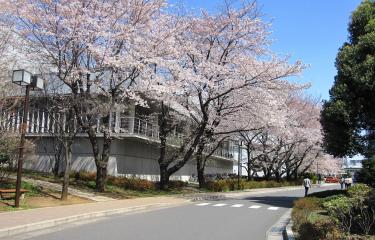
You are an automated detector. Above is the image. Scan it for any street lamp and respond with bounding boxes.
[12,69,44,208]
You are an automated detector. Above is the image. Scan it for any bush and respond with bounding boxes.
[292,197,343,240]
[357,156,375,187]
[204,179,299,192]
[72,171,97,182]
[124,178,155,191]
[311,175,318,184]
[107,176,156,191]
[71,172,157,191]
[323,195,354,233]
[0,134,20,181]
[298,219,342,240]
[205,180,230,192]
[168,180,188,189]
[292,197,321,231]
[323,187,375,235]
[308,189,346,198]
[347,183,372,199]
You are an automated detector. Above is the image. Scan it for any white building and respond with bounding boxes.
[1,101,238,181]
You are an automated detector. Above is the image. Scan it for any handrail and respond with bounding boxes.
[1,110,236,160]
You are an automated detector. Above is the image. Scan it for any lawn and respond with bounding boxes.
[0,178,92,212]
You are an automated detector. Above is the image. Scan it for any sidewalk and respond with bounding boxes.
[0,196,188,238]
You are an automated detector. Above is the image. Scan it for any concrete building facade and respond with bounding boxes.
[2,102,237,181]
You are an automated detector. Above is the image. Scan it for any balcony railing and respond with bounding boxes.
[1,109,236,160]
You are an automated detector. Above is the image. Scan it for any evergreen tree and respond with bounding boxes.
[321,0,375,158]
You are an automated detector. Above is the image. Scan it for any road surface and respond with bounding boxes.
[8,184,338,240]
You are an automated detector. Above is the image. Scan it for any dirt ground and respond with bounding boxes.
[0,192,93,211]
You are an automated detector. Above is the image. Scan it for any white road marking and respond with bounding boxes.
[249,205,262,209]
[231,204,244,208]
[267,207,279,211]
[196,203,211,206]
[213,203,227,207]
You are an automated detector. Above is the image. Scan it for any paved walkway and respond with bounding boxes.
[0,196,188,238]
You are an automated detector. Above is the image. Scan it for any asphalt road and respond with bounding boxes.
[9,184,339,240]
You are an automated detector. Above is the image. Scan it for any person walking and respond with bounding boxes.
[318,174,322,185]
[303,176,312,197]
[340,176,345,190]
[345,176,353,188]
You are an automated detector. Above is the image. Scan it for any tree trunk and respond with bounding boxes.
[159,165,169,190]
[95,164,107,192]
[293,170,298,180]
[275,171,281,182]
[87,115,111,192]
[53,141,63,178]
[197,156,205,188]
[196,140,207,188]
[246,147,252,181]
[286,168,291,181]
[96,127,111,192]
[61,139,72,200]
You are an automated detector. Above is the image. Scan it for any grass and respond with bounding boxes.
[0,177,92,212]
[0,178,43,197]
[15,170,206,199]
[8,170,302,199]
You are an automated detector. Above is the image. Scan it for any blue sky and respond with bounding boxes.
[170,0,362,100]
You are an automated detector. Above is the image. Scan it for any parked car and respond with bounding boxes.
[325,176,339,183]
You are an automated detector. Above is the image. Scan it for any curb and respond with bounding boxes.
[183,185,305,202]
[266,209,292,240]
[283,219,295,240]
[183,194,226,201]
[0,203,174,239]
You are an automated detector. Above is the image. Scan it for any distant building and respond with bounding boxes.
[342,155,363,176]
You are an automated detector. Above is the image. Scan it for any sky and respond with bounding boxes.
[169,0,362,100]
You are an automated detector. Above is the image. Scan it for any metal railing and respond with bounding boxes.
[1,110,236,160]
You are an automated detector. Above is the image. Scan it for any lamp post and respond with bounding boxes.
[12,70,44,208]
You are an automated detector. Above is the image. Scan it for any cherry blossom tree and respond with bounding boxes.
[148,1,304,188]
[4,0,169,191]
[241,94,325,181]
[316,154,342,176]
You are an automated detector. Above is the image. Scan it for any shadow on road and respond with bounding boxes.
[241,196,299,208]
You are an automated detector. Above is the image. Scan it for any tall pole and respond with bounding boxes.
[237,141,242,189]
[15,85,30,208]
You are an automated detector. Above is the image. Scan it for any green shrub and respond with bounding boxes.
[311,175,318,184]
[356,156,375,187]
[72,171,97,182]
[347,184,372,199]
[123,178,156,191]
[205,180,230,192]
[308,189,346,198]
[168,180,188,189]
[298,219,342,240]
[204,179,299,192]
[107,176,126,186]
[292,197,321,231]
[323,195,355,233]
